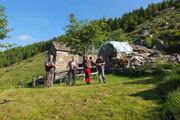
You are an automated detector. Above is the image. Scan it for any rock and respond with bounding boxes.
[152,40,164,51]
[134,38,144,45]
[169,56,176,61]
[171,7,175,10]
[149,52,163,58]
[141,30,149,35]
[150,34,153,38]
[176,55,180,63]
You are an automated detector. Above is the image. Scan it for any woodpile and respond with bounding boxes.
[110,57,130,70]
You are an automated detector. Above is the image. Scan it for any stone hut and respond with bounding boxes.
[49,41,80,79]
[97,41,133,71]
[49,41,97,79]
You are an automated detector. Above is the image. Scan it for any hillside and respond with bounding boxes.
[0,51,48,92]
[127,7,180,53]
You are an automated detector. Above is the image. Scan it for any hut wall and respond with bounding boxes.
[55,51,79,79]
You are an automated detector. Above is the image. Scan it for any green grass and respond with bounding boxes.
[0,72,163,120]
[0,51,48,92]
[0,51,179,120]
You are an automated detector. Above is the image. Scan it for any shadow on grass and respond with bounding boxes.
[116,68,180,103]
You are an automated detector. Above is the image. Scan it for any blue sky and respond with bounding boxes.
[0,0,163,47]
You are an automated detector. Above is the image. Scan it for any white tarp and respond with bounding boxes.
[98,41,133,56]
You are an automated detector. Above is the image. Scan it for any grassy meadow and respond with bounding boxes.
[0,51,179,120]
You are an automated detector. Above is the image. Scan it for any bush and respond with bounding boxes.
[144,37,152,48]
[175,3,180,9]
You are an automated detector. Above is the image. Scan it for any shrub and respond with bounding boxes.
[144,37,152,48]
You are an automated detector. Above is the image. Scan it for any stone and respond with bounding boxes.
[176,55,180,63]
[152,40,164,51]
[169,56,176,61]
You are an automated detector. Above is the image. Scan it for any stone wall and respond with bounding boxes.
[55,51,79,79]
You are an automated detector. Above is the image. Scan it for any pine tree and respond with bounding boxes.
[161,0,168,9]
[107,18,114,31]
[122,20,129,31]
[113,17,120,30]
[146,5,152,19]
[138,17,144,24]
[128,17,137,32]
[151,3,159,16]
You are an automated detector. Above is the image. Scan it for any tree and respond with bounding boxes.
[146,5,152,18]
[127,17,137,32]
[169,0,175,6]
[151,3,159,16]
[122,20,129,31]
[107,18,114,31]
[138,17,145,24]
[64,13,108,58]
[161,0,168,9]
[113,17,120,30]
[0,5,12,49]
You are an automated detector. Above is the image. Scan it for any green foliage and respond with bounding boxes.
[162,0,168,9]
[0,5,13,49]
[0,41,51,68]
[106,0,177,32]
[64,13,109,57]
[175,2,180,9]
[113,17,120,30]
[138,17,144,24]
[127,17,137,32]
[144,37,152,48]
[107,29,129,42]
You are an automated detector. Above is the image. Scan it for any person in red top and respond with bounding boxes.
[83,56,93,84]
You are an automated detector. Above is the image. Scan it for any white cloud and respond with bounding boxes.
[18,35,33,41]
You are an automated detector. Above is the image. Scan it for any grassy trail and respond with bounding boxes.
[0,73,162,120]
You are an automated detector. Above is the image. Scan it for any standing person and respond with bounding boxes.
[83,56,92,84]
[66,56,78,86]
[44,55,56,88]
[96,55,106,83]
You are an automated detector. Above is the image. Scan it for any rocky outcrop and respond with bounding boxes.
[109,45,180,71]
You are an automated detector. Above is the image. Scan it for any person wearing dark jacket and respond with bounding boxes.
[83,56,93,84]
[96,55,106,83]
[44,55,56,88]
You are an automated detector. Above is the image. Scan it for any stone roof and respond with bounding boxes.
[52,41,71,52]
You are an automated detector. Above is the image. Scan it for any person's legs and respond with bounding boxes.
[101,68,106,83]
[72,70,76,86]
[48,71,54,87]
[44,71,51,88]
[66,70,72,86]
[98,69,102,83]
[84,69,91,84]
[87,68,91,84]
[84,69,88,84]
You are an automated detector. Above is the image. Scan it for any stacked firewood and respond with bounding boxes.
[110,57,130,70]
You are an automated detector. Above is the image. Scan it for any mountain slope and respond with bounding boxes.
[0,51,48,92]
[127,7,180,53]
